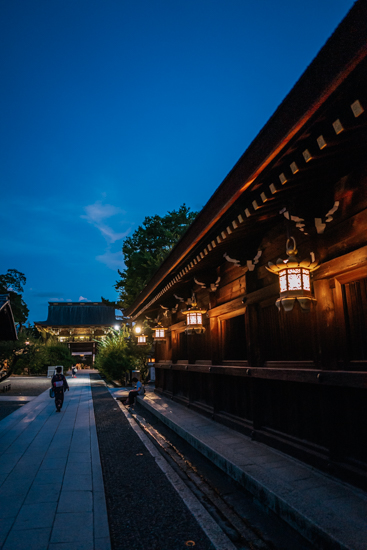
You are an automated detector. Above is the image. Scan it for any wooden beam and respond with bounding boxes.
[314,245,367,280]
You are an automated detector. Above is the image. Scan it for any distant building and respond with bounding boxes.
[35,302,118,363]
[0,294,18,341]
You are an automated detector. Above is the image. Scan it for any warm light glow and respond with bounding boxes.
[134,325,142,334]
[137,335,146,344]
[187,311,202,325]
[154,328,165,338]
[266,236,319,312]
[114,324,119,330]
[287,268,302,291]
[302,269,311,291]
[279,270,287,293]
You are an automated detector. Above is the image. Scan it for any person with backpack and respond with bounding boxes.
[51,366,69,412]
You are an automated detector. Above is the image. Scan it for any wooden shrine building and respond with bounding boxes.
[35,302,118,363]
[126,1,367,489]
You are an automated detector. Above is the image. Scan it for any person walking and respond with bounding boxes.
[71,365,77,378]
[51,366,69,412]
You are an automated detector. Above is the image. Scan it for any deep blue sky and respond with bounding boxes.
[0,0,355,324]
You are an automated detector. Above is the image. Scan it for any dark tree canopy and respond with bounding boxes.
[115,204,198,309]
[0,269,29,326]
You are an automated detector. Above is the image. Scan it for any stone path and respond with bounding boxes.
[0,371,110,550]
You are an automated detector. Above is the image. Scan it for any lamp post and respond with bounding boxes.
[266,237,319,312]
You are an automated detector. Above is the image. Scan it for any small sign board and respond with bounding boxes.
[47,366,63,378]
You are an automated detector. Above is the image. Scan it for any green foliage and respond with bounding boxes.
[94,326,149,383]
[0,269,29,326]
[0,331,73,376]
[115,204,197,309]
[42,343,73,371]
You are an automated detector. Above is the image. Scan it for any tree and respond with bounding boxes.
[0,330,73,377]
[94,326,144,383]
[0,269,29,327]
[115,204,197,309]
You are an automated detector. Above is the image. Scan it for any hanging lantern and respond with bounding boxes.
[134,325,147,345]
[266,237,319,312]
[182,303,206,333]
[153,323,166,342]
[137,334,147,345]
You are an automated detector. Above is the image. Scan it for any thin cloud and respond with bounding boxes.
[81,201,130,244]
[82,201,123,224]
[96,223,130,244]
[79,296,91,301]
[96,250,125,271]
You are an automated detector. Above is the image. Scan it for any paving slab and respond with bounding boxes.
[138,390,367,550]
[0,372,110,550]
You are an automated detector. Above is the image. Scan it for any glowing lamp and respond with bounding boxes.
[182,303,206,333]
[266,237,319,312]
[137,334,147,345]
[114,324,119,330]
[153,323,166,342]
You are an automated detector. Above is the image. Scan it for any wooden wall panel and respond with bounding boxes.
[260,302,315,362]
[342,278,367,361]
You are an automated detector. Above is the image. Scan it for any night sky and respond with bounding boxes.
[0,0,355,324]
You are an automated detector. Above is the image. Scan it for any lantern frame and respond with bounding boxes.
[266,237,319,312]
[182,304,206,333]
[152,323,167,342]
[137,334,147,345]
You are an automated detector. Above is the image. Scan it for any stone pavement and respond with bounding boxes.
[0,370,110,550]
[137,389,367,550]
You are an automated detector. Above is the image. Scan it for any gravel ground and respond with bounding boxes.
[90,374,215,550]
[0,376,52,422]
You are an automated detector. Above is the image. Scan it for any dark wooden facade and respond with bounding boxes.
[126,2,367,489]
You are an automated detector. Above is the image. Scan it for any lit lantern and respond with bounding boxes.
[153,323,166,342]
[134,325,147,345]
[182,303,206,333]
[266,237,319,312]
[137,334,147,345]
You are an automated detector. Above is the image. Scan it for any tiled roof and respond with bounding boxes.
[36,303,116,326]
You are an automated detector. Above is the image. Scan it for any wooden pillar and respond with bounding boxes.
[187,333,196,364]
[171,330,178,364]
[210,316,221,365]
[244,304,262,367]
[313,279,337,369]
